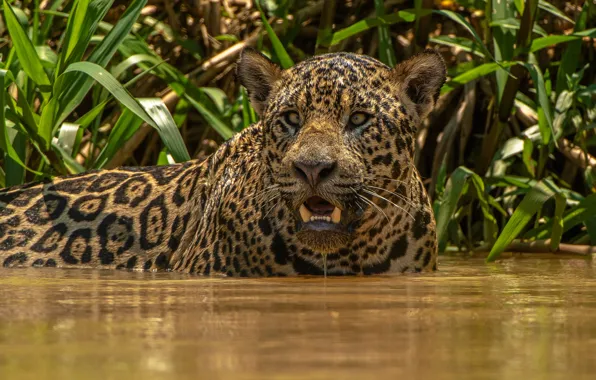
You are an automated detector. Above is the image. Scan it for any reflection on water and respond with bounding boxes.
[1,256,596,380]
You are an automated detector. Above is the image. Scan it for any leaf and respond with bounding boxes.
[486,180,561,262]
[522,138,536,176]
[490,18,548,37]
[3,0,51,96]
[435,9,493,58]
[54,0,147,129]
[3,123,26,186]
[538,0,574,25]
[185,93,235,140]
[374,0,397,67]
[329,9,418,46]
[490,0,517,101]
[436,166,497,252]
[140,98,190,162]
[526,194,596,240]
[441,61,518,95]
[550,193,566,250]
[430,36,485,58]
[52,139,85,174]
[35,46,58,69]
[55,0,114,76]
[529,28,596,52]
[111,54,159,79]
[241,87,257,128]
[62,62,190,162]
[116,35,234,139]
[93,108,143,168]
[200,87,229,113]
[555,2,589,94]
[0,69,41,177]
[39,0,69,41]
[255,0,294,68]
[523,60,554,142]
[54,123,80,157]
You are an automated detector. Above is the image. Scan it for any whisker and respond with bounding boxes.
[362,188,414,220]
[245,185,280,203]
[352,189,389,222]
[363,176,409,185]
[364,185,424,212]
[263,195,281,218]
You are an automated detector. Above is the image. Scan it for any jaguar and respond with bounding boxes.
[0,48,446,276]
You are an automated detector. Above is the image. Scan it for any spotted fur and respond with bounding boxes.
[0,49,446,276]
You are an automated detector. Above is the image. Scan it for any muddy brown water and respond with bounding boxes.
[1,256,596,380]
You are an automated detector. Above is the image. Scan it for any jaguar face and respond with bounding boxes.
[237,49,446,253]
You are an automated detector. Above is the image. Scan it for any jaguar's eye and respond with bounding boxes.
[282,111,300,127]
[349,112,371,127]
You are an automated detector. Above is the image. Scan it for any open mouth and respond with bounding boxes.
[295,196,354,252]
[298,196,342,224]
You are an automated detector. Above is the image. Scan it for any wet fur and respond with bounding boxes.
[0,50,445,276]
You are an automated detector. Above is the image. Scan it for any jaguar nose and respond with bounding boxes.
[293,160,337,187]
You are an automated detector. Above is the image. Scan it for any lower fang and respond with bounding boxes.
[331,207,342,223]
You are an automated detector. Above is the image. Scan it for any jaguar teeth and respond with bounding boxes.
[331,207,342,223]
[299,205,342,224]
[299,204,312,222]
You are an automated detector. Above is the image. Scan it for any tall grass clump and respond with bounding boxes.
[1,0,595,259]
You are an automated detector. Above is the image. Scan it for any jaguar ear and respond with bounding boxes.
[391,49,446,118]
[236,48,282,116]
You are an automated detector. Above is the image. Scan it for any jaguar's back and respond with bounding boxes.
[0,161,207,270]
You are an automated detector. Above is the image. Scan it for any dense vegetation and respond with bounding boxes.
[0,0,595,261]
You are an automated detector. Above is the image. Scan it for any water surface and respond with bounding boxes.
[1,255,595,380]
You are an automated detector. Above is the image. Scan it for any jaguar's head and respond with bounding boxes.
[237,48,445,253]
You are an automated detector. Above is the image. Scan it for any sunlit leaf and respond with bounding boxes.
[62,62,190,162]
[441,61,518,95]
[3,0,51,97]
[486,180,562,262]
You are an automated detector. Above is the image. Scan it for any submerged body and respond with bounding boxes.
[0,49,446,276]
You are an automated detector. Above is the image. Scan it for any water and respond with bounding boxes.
[1,255,595,380]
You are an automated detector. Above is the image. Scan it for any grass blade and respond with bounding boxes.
[255,0,294,68]
[111,54,158,79]
[538,0,574,25]
[486,180,560,262]
[54,0,147,128]
[430,36,485,58]
[374,0,397,67]
[441,61,518,95]
[530,29,596,52]
[555,1,589,94]
[54,123,80,157]
[139,98,190,163]
[0,69,41,177]
[241,87,258,128]
[116,36,235,139]
[93,109,143,168]
[550,193,566,250]
[62,62,190,162]
[329,10,418,46]
[55,0,114,76]
[523,60,554,141]
[525,194,596,240]
[436,167,497,251]
[490,18,548,37]
[3,0,51,96]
